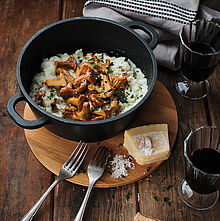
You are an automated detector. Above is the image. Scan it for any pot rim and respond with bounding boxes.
[17,17,157,126]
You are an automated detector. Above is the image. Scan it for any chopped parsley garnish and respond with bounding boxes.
[54,98,58,101]
[118,143,123,148]
[166,185,174,190]
[161,175,167,183]
[49,88,54,92]
[114,88,123,96]
[107,70,113,74]
[147,167,151,172]
[77,56,83,63]
[93,203,99,208]
[96,97,102,102]
[110,188,116,199]
[131,95,134,98]
[128,156,132,162]
[97,75,101,80]
[91,107,95,111]
[164,197,170,202]
[126,189,131,200]
[161,187,165,191]
[92,64,97,68]
[110,62,114,66]
[75,169,85,175]
[87,58,94,62]
[150,176,173,207]
[47,96,52,99]
[120,95,128,103]
[40,185,44,190]
[153,196,159,201]
[109,95,114,102]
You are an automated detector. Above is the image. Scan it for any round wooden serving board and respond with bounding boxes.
[24,81,178,188]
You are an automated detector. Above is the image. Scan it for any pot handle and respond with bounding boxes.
[126,21,158,49]
[7,92,49,129]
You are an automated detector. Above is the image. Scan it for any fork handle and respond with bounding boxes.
[74,180,95,221]
[20,177,61,221]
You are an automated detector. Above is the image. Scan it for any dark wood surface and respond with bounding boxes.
[0,1,219,220]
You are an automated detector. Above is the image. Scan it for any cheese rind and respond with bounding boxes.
[123,124,170,165]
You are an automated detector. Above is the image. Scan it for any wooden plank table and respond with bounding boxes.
[0,1,219,220]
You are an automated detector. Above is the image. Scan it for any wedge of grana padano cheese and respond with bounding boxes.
[123,124,170,165]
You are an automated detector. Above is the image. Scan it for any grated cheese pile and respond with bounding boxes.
[110,154,135,178]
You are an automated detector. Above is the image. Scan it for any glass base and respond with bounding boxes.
[175,75,210,100]
[179,179,219,210]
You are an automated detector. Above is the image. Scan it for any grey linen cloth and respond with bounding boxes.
[83,0,220,70]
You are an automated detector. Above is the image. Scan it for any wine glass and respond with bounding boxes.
[179,126,220,210]
[175,20,220,100]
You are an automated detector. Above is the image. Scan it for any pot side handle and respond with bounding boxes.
[126,21,158,49]
[7,92,49,129]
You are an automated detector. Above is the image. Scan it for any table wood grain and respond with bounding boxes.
[0,1,219,220]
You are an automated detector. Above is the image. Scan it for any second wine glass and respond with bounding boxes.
[179,126,220,210]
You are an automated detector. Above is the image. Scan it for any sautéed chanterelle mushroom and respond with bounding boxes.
[30,49,148,121]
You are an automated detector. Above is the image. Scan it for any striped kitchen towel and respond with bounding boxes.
[83,0,220,70]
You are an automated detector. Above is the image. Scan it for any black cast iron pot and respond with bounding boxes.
[7,17,158,142]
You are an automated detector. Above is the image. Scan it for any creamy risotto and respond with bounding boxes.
[30,49,148,121]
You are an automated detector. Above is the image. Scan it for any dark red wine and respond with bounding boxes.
[182,42,216,82]
[188,42,215,54]
[185,148,220,194]
[190,148,220,173]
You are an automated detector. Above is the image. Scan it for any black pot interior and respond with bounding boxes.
[19,18,155,95]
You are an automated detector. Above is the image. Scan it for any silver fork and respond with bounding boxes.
[21,141,90,221]
[74,146,111,221]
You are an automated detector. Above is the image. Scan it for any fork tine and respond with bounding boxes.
[94,147,106,166]
[96,148,111,167]
[69,144,89,170]
[70,145,90,172]
[63,140,82,167]
[101,148,111,168]
[89,147,102,165]
[89,146,104,166]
